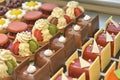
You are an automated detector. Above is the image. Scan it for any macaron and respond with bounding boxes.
[40,3,58,18]
[24,11,42,21]
[24,11,42,28]
[0,34,8,47]
[7,21,28,39]
[0,0,5,5]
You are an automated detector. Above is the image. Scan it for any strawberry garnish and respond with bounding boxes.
[74,7,82,17]
[64,15,71,24]
[12,41,20,55]
[34,29,43,41]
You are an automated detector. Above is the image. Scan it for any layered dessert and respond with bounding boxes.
[65,51,100,80]
[65,23,89,48]
[22,1,42,11]
[7,21,28,39]
[105,16,120,35]
[32,19,52,46]
[40,3,58,18]
[6,0,23,8]
[11,31,39,62]
[95,29,120,57]
[0,34,10,49]
[35,42,65,76]
[50,32,77,60]
[47,7,71,31]
[82,39,111,71]
[5,9,26,21]
[0,49,17,80]
[14,57,50,80]
[77,15,99,37]
[24,11,43,28]
[0,18,10,33]
[64,1,84,20]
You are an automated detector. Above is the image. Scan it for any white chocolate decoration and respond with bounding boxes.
[58,36,66,43]
[92,40,100,53]
[106,32,113,42]
[73,25,81,31]
[44,49,53,56]
[62,73,68,80]
[27,65,37,74]
[79,57,90,68]
[83,15,91,21]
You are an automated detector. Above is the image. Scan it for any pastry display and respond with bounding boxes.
[0,0,120,80]
[40,3,58,18]
[65,51,100,80]
[95,29,120,57]
[50,32,77,60]
[6,0,23,8]
[0,34,10,49]
[50,67,86,80]
[65,22,89,48]
[82,39,111,71]
[0,18,10,33]
[105,16,120,35]
[77,15,99,37]
[24,11,43,28]
[0,6,8,17]
[0,49,17,80]
[11,31,39,62]
[22,1,42,11]
[47,7,71,31]
[32,19,53,46]
[35,42,65,75]
[64,1,84,20]
[14,57,50,80]
[7,21,28,39]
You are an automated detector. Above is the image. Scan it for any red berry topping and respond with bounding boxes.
[34,29,43,41]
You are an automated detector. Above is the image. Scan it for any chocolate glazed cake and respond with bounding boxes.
[77,15,99,37]
[64,22,89,48]
[14,57,50,80]
[35,42,66,76]
[50,32,77,60]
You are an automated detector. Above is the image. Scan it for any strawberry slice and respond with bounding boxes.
[12,41,20,55]
[74,7,82,17]
[34,29,43,41]
[64,15,71,24]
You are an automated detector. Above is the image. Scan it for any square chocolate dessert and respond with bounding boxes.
[64,22,89,48]
[14,57,50,80]
[50,32,77,60]
[35,42,66,76]
[77,15,99,37]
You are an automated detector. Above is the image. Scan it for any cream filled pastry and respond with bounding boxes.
[12,31,39,57]
[0,49,17,78]
[0,18,10,33]
[47,7,71,30]
[22,1,42,11]
[65,1,84,19]
[5,9,26,20]
[32,19,52,45]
